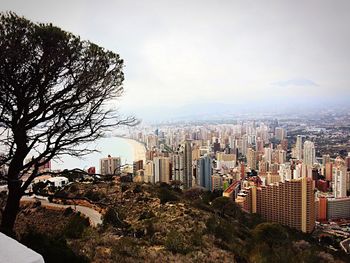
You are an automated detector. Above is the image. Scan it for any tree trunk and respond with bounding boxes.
[0,180,22,237]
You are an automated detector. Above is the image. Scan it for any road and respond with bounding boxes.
[21,196,102,227]
[340,237,350,254]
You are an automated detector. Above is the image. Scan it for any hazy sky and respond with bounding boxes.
[1,0,350,120]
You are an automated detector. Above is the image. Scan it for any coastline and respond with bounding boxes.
[123,137,147,163]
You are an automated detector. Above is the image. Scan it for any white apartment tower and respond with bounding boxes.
[332,163,347,198]
[100,155,121,175]
[303,141,316,166]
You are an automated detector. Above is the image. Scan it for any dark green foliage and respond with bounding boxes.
[211,196,242,218]
[32,181,48,195]
[53,189,68,199]
[84,190,106,202]
[183,187,204,200]
[69,184,79,193]
[133,184,142,193]
[201,189,222,204]
[190,229,203,247]
[21,231,89,263]
[165,229,189,254]
[138,210,155,221]
[206,216,237,243]
[103,207,129,228]
[64,213,90,239]
[121,184,129,192]
[111,237,140,259]
[252,222,289,248]
[158,187,179,204]
[63,207,74,216]
[144,219,155,238]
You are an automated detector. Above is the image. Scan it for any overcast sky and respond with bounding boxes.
[1,0,350,120]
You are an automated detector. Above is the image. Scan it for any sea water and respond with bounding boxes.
[52,137,138,171]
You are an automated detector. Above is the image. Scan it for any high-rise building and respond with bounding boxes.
[332,163,347,198]
[100,155,121,175]
[183,140,193,188]
[263,147,272,164]
[295,135,303,160]
[237,177,315,233]
[172,140,193,188]
[247,148,257,170]
[197,155,212,190]
[275,127,286,141]
[303,141,316,166]
[133,160,143,175]
[172,152,183,183]
[153,157,170,184]
[211,174,223,191]
[346,154,350,170]
[144,161,154,183]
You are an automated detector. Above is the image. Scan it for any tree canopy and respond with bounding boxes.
[0,12,135,234]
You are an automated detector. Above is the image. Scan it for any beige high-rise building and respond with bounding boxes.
[275,127,286,141]
[237,177,315,233]
[153,157,170,184]
[144,161,154,183]
[247,148,257,170]
[99,155,121,175]
[216,152,236,162]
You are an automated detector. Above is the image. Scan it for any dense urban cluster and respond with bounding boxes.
[113,117,350,252]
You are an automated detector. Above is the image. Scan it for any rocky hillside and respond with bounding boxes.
[1,182,349,263]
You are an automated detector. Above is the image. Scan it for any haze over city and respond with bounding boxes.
[2,0,350,121]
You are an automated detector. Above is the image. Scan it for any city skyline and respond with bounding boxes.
[1,0,350,121]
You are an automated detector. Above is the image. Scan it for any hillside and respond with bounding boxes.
[1,182,349,263]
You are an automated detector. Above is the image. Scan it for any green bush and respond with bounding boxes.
[84,190,106,202]
[103,207,129,228]
[252,222,289,248]
[158,188,179,204]
[138,210,155,221]
[133,184,142,193]
[112,237,139,259]
[21,231,88,263]
[63,207,74,216]
[165,229,188,254]
[64,213,90,239]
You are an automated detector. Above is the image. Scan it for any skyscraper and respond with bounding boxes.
[183,140,193,188]
[295,135,303,160]
[237,177,315,233]
[332,162,347,198]
[303,141,316,166]
[197,154,212,190]
[247,148,257,170]
[153,157,170,184]
[172,140,193,188]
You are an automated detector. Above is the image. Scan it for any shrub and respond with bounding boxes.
[165,229,188,254]
[103,207,129,228]
[63,207,74,216]
[85,190,106,202]
[133,184,142,193]
[158,188,179,204]
[21,231,88,263]
[69,184,79,193]
[112,237,139,259]
[138,210,155,221]
[252,222,289,248]
[183,187,203,200]
[64,213,90,239]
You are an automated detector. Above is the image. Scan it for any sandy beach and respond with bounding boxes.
[124,138,147,163]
